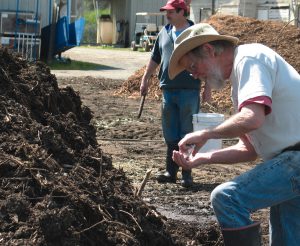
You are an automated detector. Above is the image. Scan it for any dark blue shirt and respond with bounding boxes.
[151,20,201,90]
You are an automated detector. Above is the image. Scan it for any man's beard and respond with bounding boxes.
[206,64,226,90]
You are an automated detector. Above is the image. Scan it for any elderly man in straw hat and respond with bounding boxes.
[169,23,300,245]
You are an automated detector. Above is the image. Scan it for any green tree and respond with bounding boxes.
[82,0,110,44]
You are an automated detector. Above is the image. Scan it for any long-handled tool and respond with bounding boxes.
[137,95,146,119]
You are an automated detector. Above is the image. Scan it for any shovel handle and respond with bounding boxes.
[137,95,146,119]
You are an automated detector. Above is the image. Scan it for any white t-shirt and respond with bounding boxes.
[230,43,300,160]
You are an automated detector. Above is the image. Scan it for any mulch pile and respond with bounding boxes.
[0,48,177,245]
[117,14,300,115]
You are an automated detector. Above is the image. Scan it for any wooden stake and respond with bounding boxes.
[136,169,152,197]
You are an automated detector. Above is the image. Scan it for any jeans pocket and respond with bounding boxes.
[291,176,300,194]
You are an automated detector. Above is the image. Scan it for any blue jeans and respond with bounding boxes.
[161,89,199,144]
[210,151,300,245]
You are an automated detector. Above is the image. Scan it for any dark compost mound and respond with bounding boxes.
[0,48,174,245]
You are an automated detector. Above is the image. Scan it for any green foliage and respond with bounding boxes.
[84,10,97,24]
[82,9,97,44]
[82,7,111,44]
[49,59,107,70]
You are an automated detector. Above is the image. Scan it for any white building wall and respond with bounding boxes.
[257,0,290,4]
[0,0,51,28]
[239,0,257,17]
[190,0,297,24]
[190,0,240,22]
[0,0,83,29]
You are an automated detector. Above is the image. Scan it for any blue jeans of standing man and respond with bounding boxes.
[210,151,300,245]
[162,89,199,144]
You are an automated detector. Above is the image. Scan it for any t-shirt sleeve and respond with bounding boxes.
[239,96,272,115]
[236,57,274,107]
[151,36,161,64]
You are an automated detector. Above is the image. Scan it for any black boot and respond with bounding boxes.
[181,169,193,188]
[157,142,179,183]
[222,222,261,246]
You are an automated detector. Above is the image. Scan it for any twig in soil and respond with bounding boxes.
[27,195,68,200]
[89,156,104,179]
[98,138,164,142]
[98,205,112,220]
[37,130,41,142]
[214,234,223,246]
[99,161,103,179]
[44,154,61,170]
[0,159,9,165]
[74,219,106,234]
[116,231,137,243]
[0,177,32,181]
[119,210,143,232]
[4,106,13,121]
[135,169,152,197]
[77,164,90,173]
[24,167,47,171]
[29,81,39,91]
[74,220,126,235]
[275,19,296,51]
[0,155,25,166]
[0,67,9,81]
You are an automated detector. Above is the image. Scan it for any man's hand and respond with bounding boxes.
[140,79,148,96]
[172,150,192,170]
[173,150,210,170]
[178,130,209,156]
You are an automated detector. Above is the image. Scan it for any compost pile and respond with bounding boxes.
[118,14,300,115]
[0,48,176,245]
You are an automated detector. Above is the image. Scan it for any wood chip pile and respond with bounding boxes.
[117,14,300,115]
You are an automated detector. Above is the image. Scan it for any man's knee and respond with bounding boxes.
[210,182,235,210]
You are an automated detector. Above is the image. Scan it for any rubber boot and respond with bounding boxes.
[157,142,179,183]
[181,169,193,188]
[222,222,261,246]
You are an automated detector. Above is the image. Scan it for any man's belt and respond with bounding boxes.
[282,142,300,153]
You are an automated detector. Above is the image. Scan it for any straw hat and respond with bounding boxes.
[168,23,239,79]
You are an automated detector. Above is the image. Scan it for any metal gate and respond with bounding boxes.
[0,0,41,61]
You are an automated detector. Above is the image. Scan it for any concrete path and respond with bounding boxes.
[51,47,151,80]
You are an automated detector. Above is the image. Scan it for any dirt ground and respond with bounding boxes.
[56,76,270,245]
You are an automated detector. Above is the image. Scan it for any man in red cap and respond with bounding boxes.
[140,0,210,187]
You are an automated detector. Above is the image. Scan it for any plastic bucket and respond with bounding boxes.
[192,113,224,152]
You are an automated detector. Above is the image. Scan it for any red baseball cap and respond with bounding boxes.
[160,0,187,11]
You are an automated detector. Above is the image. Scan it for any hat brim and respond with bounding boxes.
[160,6,175,11]
[160,5,187,11]
[168,34,239,80]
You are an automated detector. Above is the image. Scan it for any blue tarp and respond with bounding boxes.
[55,16,85,54]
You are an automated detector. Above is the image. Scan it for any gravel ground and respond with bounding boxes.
[51,47,151,80]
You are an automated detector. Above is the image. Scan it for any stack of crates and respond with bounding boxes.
[0,11,41,61]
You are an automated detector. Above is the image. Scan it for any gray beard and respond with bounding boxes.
[207,76,227,90]
[206,65,227,90]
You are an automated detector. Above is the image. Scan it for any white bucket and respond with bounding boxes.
[192,113,224,153]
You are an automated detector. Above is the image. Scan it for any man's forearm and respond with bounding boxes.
[206,104,265,140]
[142,59,159,82]
[200,142,258,165]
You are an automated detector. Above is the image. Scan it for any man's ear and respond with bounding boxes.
[202,43,215,57]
